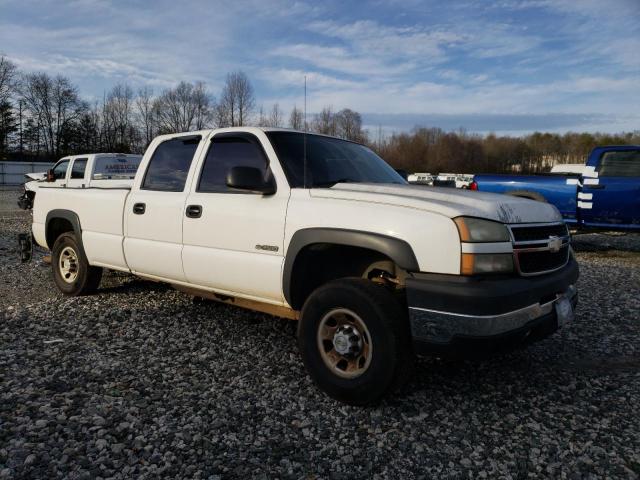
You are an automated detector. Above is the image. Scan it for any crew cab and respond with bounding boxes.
[18,153,142,210]
[471,146,640,231]
[29,128,579,404]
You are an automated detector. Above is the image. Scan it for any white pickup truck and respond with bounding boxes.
[30,127,579,404]
[18,153,142,210]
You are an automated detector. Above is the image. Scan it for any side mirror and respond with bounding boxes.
[226,166,275,195]
[47,169,55,182]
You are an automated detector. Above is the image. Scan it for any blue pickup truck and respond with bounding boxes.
[471,145,640,231]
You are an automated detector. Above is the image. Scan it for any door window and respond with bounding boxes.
[598,150,640,177]
[198,135,269,193]
[142,136,201,191]
[70,159,88,179]
[52,160,69,180]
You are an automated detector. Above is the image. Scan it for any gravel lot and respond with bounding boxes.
[1,185,639,479]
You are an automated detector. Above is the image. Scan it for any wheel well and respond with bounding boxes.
[288,244,406,310]
[46,218,74,249]
[506,190,547,202]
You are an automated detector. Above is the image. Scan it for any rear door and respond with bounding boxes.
[181,131,290,302]
[67,157,88,188]
[124,134,204,281]
[580,148,640,230]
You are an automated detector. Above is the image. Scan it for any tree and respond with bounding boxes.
[289,105,303,130]
[312,106,337,136]
[268,103,283,128]
[0,100,17,154]
[335,108,365,142]
[18,72,84,157]
[0,55,16,103]
[153,81,212,133]
[102,83,134,151]
[217,71,255,127]
[136,86,155,148]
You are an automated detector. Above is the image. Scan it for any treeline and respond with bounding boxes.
[374,128,640,174]
[1,55,638,172]
[0,55,367,162]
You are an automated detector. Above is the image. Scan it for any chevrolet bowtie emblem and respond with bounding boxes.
[547,236,562,253]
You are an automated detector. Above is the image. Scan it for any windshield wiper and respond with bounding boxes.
[313,178,359,188]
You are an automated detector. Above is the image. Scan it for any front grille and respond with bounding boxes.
[510,223,569,243]
[508,222,571,276]
[516,246,570,274]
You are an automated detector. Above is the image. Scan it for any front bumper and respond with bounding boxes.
[407,258,579,356]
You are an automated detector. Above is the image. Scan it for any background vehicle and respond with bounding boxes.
[29,127,578,404]
[18,153,142,210]
[471,146,640,231]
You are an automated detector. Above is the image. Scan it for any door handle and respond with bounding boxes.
[133,202,146,214]
[186,204,202,218]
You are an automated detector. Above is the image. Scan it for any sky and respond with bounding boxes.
[1,0,639,135]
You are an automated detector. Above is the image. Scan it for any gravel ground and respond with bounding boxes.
[1,186,639,479]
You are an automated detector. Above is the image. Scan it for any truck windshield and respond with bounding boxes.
[266,131,406,188]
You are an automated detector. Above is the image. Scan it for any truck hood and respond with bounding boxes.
[310,183,563,224]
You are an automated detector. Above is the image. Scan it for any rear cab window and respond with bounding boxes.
[598,150,640,177]
[93,155,142,180]
[70,158,88,179]
[142,136,201,191]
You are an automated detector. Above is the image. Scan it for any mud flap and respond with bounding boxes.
[18,233,33,263]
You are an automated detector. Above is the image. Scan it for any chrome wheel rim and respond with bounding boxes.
[58,246,79,283]
[317,308,373,379]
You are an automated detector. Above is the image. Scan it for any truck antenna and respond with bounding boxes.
[303,75,307,189]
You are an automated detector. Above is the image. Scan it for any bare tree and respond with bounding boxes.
[102,83,134,150]
[135,86,155,147]
[268,103,283,127]
[218,71,255,126]
[154,81,212,133]
[289,105,303,130]
[335,108,365,142]
[18,72,84,157]
[312,106,336,136]
[0,55,17,103]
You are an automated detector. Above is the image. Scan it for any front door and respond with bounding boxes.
[124,134,203,281]
[581,148,640,230]
[182,132,290,303]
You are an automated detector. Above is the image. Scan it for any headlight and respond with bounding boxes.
[454,217,510,242]
[454,217,513,275]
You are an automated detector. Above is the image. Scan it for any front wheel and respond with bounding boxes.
[298,278,414,405]
[51,232,102,295]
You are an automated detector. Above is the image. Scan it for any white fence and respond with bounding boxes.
[0,161,54,185]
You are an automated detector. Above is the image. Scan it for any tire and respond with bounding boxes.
[51,232,102,296]
[298,278,414,405]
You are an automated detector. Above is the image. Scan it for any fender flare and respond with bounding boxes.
[505,190,547,202]
[282,228,419,307]
[45,209,85,254]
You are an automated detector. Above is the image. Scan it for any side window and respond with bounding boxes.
[598,150,640,177]
[52,160,69,180]
[70,159,87,179]
[198,136,268,193]
[142,136,201,191]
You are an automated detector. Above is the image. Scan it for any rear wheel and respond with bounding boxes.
[52,232,102,295]
[298,278,414,405]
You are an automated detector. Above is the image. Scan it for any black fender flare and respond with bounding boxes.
[505,190,547,202]
[45,209,86,255]
[282,228,419,307]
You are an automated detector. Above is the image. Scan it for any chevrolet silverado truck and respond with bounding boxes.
[17,153,142,210]
[29,127,579,404]
[471,146,640,231]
